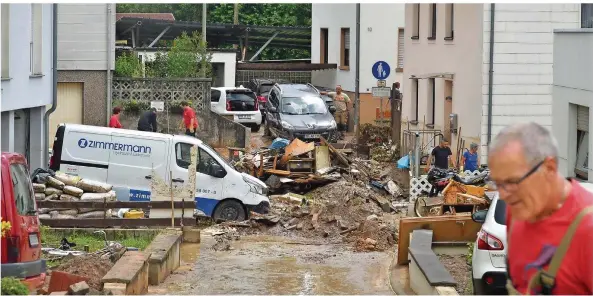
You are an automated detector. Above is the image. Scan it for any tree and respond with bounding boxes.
[166,31,212,78]
[116,4,312,60]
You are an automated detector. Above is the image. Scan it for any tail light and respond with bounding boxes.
[257,96,267,103]
[226,101,232,111]
[254,99,259,111]
[49,154,55,168]
[477,230,504,250]
[6,236,20,263]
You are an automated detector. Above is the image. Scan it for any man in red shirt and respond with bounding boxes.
[180,101,197,137]
[488,122,593,295]
[109,107,122,128]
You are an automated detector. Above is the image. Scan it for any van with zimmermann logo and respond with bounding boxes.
[49,124,270,221]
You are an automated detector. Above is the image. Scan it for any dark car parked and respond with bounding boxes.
[263,83,337,142]
[247,78,291,123]
[313,85,337,111]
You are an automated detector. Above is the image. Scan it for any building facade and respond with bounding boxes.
[53,3,115,144]
[552,29,593,181]
[311,3,405,125]
[1,3,55,169]
[402,3,584,162]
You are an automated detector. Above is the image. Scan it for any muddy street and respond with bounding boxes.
[149,234,395,295]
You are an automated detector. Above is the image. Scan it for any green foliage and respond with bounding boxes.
[1,277,29,295]
[166,31,212,78]
[113,99,193,115]
[116,3,312,60]
[115,52,144,78]
[466,242,475,265]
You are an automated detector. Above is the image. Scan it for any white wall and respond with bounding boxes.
[480,4,581,162]
[311,4,405,93]
[136,50,236,87]
[1,4,54,112]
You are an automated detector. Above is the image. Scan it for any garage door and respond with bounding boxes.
[49,82,83,147]
[577,105,589,132]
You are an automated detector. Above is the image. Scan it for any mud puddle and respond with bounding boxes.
[150,234,394,295]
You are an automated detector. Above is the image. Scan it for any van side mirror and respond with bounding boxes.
[213,166,226,178]
[268,106,277,113]
[472,210,487,224]
[329,106,337,114]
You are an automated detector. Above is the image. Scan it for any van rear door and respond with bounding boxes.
[58,128,112,181]
[107,133,169,201]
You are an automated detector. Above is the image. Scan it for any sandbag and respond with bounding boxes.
[63,186,83,197]
[35,193,46,201]
[46,176,65,189]
[38,208,51,214]
[49,211,74,219]
[78,208,97,214]
[54,172,81,187]
[38,214,50,220]
[33,183,46,193]
[45,187,62,196]
[80,191,116,201]
[76,179,112,193]
[59,194,79,201]
[59,209,78,216]
[44,193,59,201]
[77,210,112,219]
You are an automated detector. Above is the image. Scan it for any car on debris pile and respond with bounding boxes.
[210,86,262,132]
[263,83,337,142]
[247,78,290,123]
[1,152,46,291]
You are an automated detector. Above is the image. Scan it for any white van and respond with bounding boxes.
[49,124,270,221]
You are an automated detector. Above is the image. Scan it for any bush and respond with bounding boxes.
[1,277,29,295]
[113,99,195,116]
[114,52,144,78]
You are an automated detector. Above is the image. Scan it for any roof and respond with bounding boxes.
[277,83,320,97]
[116,13,175,22]
[236,62,337,71]
[133,46,238,53]
[116,17,311,50]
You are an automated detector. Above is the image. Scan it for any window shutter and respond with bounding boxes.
[397,29,404,68]
[578,105,589,132]
[344,30,350,49]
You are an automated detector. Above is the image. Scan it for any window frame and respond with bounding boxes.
[445,3,454,40]
[30,4,43,76]
[340,28,350,70]
[428,3,437,40]
[412,78,419,123]
[1,3,9,79]
[320,28,329,64]
[397,28,405,71]
[175,142,194,169]
[427,78,436,126]
[411,4,420,40]
[197,147,227,178]
[582,4,593,29]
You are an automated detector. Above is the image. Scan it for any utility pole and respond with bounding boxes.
[202,3,207,46]
[354,4,361,147]
[233,4,239,49]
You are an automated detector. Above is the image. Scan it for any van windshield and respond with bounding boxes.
[10,164,36,216]
[201,143,232,168]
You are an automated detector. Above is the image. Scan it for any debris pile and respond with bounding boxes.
[359,124,399,162]
[415,179,493,217]
[32,170,117,220]
[53,254,114,291]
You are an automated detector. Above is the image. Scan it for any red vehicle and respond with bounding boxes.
[1,152,46,290]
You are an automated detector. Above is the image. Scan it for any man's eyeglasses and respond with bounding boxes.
[491,160,545,192]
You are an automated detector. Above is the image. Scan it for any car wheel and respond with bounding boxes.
[213,200,246,221]
[251,124,261,133]
[264,121,271,137]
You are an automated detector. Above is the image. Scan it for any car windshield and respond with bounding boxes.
[281,96,327,115]
[494,199,506,225]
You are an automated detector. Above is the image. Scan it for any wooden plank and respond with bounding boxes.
[320,137,350,167]
[265,169,291,176]
[39,217,196,228]
[397,215,482,265]
[36,201,196,209]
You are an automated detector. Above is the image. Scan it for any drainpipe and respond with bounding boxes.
[354,4,361,146]
[106,4,113,124]
[486,4,495,145]
[43,4,58,168]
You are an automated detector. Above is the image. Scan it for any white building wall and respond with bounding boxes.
[480,4,581,161]
[311,4,405,93]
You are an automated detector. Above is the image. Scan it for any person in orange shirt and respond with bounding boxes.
[180,101,198,137]
[109,107,123,128]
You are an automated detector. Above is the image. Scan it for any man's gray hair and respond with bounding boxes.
[489,122,558,166]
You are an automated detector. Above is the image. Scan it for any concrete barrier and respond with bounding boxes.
[144,231,183,285]
[408,229,458,295]
[101,251,150,295]
[42,228,160,241]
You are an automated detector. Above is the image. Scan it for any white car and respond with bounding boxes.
[471,193,507,295]
[471,181,593,294]
[210,86,263,132]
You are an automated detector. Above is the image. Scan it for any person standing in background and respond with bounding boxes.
[180,101,198,137]
[321,85,351,133]
[462,143,480,172]
[109,107,123,128]
[137,107,158,132]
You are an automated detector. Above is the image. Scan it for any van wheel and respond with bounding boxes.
[251,125,261,133]
[213,200,246,221]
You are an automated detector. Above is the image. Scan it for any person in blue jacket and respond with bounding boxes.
[462,142,480,172]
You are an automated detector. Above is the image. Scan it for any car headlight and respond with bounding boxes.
[329,120,337,129]
[281,120,293,130]
[243,176,266,195]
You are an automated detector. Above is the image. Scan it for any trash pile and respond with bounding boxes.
[32,169,117,220]
[226,136,409,252]
[359,124,399,162]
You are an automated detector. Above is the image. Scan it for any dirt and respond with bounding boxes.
[438,254,471,295]
[211,228,241,251]
[53,254,114,291]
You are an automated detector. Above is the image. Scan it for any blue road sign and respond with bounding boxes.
[372,61,391,80]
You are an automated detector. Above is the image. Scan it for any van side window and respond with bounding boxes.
[198,148,226,178]
[175,143,193,169]
[10,164,36,216]
[211,90,221,102]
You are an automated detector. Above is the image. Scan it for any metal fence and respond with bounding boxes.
[235,70,312,87]
[402,129,443,157]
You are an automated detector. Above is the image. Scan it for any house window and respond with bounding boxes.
[320,28,328,64]
[30,4,42,76]
[427,78,436,125]
[411,4,420,39]
[412,79,419,122]
[1,4,9,79]
[445,4,454,40]
[428,4,437,40]
[397,28,404,70]
[583,4,593,28]
[340,28,350,70]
